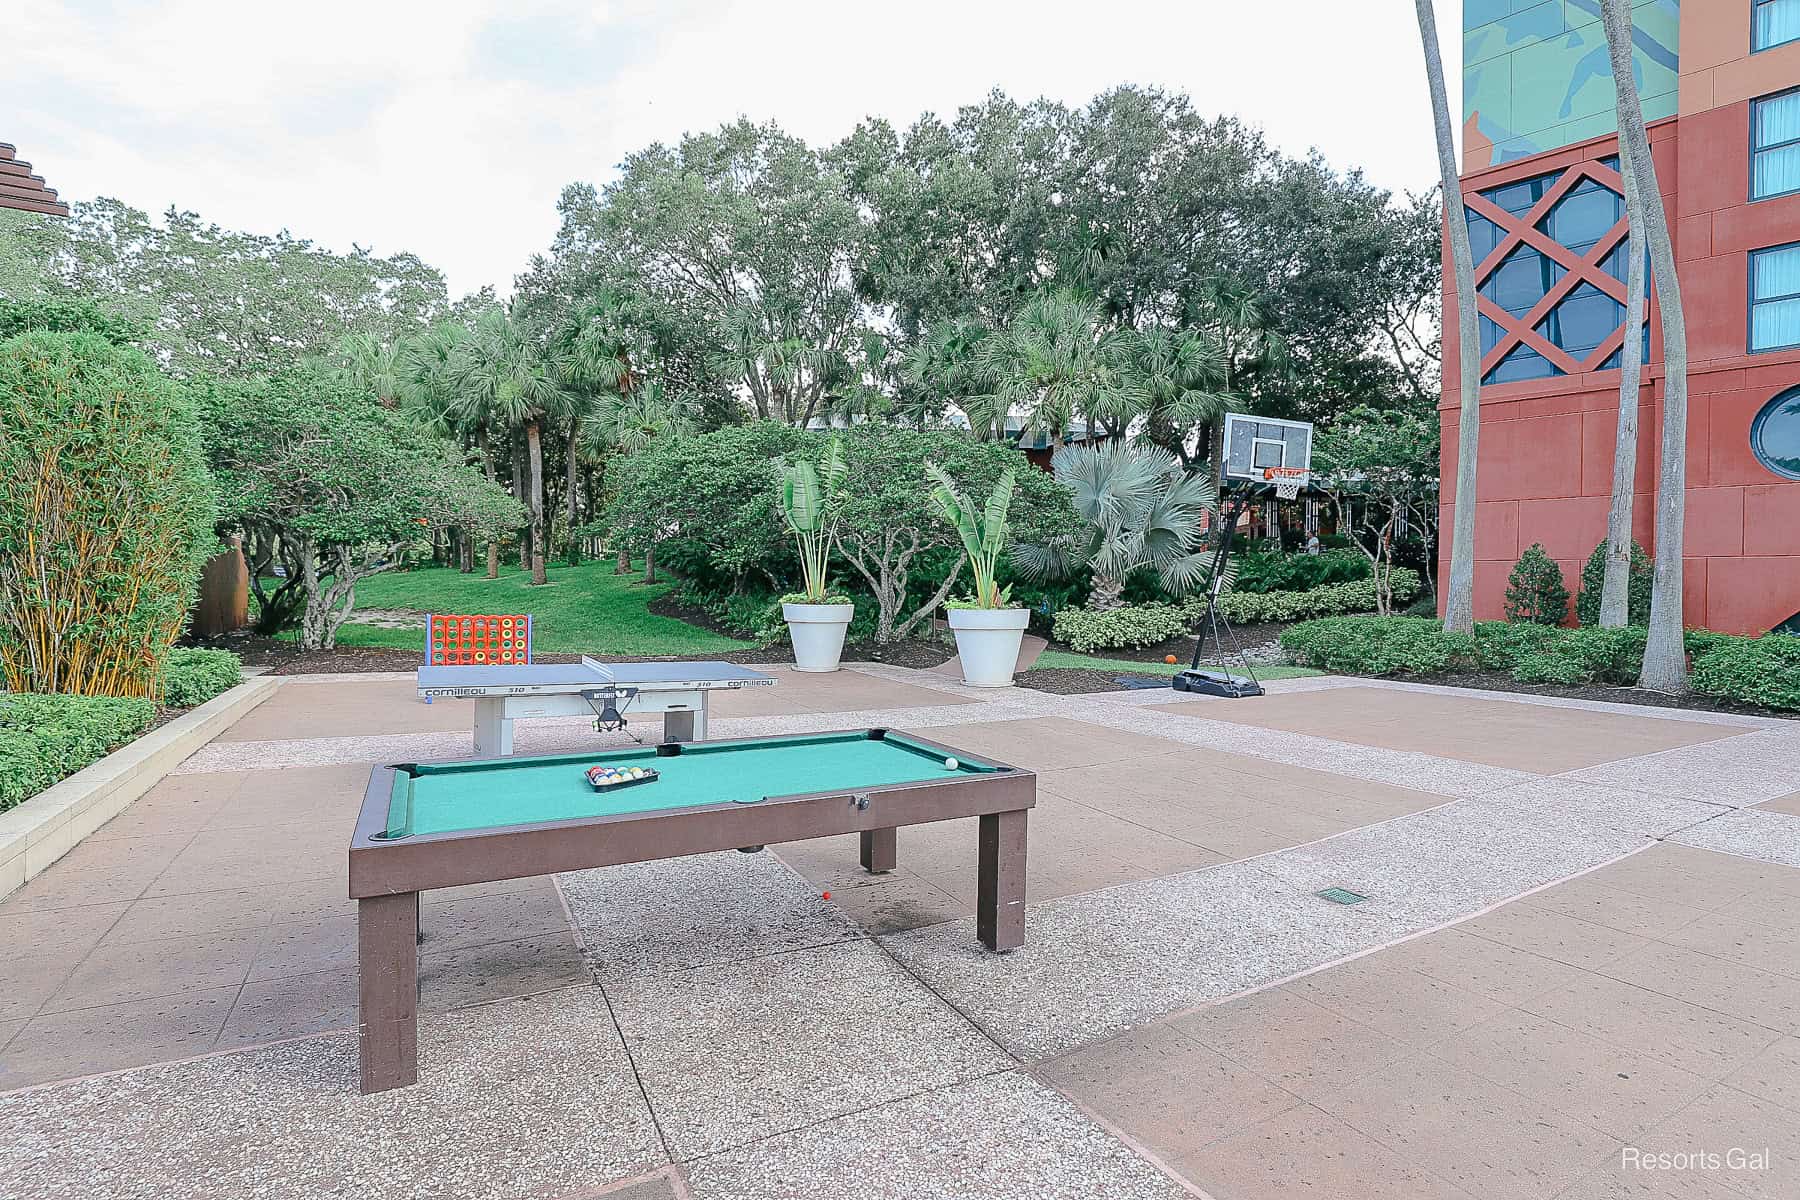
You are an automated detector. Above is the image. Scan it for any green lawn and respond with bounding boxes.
[1034,650,1322,680]
[324,561,752,656]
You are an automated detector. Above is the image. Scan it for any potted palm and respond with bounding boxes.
[779,438,854,672]
[928,463,1027,687]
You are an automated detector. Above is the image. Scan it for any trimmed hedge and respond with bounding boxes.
[0,693,156,811]
[1279,616,1456,675]
[1281,616,1800,712]
[1052,604,1190,653]
[1211,570,1421,625]
[1691,635,1800,712]
[160,648,243,708]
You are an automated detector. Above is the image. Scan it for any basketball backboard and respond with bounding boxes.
[1221,412,1313,496]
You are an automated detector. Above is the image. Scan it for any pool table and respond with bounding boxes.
[348,728,1035,1093]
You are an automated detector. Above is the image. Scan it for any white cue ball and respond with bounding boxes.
[944,756,959,770]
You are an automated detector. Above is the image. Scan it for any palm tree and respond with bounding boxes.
[905,318,997,437]
[555,294,643,570]
[1415,0,1483,634]
[1014,441,1219,610]
[332,332,404,407]
[1600,130,1649,627]
[1118,326,1230,463]
[399,321,478,571]
[972,290,1132,448]
[1599,0,1690,690]
[451,308,567,586]
[579,382,697,582]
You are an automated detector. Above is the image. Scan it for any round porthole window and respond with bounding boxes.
[1750,387,1800,481]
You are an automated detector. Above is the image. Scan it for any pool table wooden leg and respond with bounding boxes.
[358,891,419,1094]
[860,827,897,873]
[976,809,1027,952]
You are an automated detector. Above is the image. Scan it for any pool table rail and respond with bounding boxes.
[348,729,1033,900]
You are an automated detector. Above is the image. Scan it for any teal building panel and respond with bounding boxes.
[1464,0,1680,167]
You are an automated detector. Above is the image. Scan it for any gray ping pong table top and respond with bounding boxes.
[416,658,775,694]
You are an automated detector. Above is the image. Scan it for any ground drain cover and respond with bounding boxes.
[1315,887,1369,905]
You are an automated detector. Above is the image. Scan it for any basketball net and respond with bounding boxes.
[1263,466,1308,501]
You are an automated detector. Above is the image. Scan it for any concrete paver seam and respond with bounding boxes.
[553,871,680,1168]
[1026,1063,1224,1200]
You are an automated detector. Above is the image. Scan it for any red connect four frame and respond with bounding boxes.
[424,614,533,667]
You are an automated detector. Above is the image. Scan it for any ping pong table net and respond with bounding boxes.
[425,613,533,666]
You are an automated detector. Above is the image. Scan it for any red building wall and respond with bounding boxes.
[1439,90,1800,634]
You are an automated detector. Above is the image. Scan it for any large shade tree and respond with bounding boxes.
[201,368,523,649]
[0,199,453,376]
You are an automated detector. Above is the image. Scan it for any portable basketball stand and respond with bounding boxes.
[1172,413,1314,701]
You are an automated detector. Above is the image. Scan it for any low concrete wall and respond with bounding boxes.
[0,675,281,900]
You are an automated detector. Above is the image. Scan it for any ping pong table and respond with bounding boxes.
[416,657,776,755]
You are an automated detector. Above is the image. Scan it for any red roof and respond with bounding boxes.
[0,143,70,216]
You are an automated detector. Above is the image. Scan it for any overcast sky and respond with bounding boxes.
[6,1,1464,299]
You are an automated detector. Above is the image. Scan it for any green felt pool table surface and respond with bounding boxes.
[384,730,998,838]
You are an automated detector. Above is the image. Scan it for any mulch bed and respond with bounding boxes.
[1401,671,1798,721]
[1016,668,1175,695]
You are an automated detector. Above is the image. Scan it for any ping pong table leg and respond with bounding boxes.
[472,700,511,757]
[663,709,697,743]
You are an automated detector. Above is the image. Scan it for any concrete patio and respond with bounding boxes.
[2,664,1796,1199]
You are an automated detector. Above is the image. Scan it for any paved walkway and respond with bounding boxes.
[2,665,1796,1199]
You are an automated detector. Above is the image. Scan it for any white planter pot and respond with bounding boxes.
[783,603,854,673]
[946,607,1029,687]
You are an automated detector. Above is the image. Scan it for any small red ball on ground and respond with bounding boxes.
[821,891,830,900]
[1163,654,1178,664]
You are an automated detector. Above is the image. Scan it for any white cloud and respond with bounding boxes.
[5,0,1464,298]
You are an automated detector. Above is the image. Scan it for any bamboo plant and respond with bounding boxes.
[778,437,848,604]
[926,464,1016,609]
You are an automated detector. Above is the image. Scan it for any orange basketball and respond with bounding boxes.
[1164,655,1177,664]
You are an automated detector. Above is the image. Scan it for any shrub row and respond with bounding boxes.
[1210,570,1421,625]
[1052,604,1190,653]
[160,648,244,708]
[1279,616,1800,711]
[0,693,157,811]
[1690,635,1800,711]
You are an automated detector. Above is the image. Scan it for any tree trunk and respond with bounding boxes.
[1601,0,1690,691]
[1416,0,1482,634]
[1600,144,1648,628]
[614,545,632,574]
[1089,572,1126,611]
[480,426,500,579]
[565,415,581,538]
[526,419,548,586]
[513,439,531,571]
[643,542,657,584]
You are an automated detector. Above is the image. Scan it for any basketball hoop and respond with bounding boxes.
[1263,466,1309,501]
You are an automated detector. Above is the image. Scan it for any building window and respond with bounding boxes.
[1466,207,1506,265]
[1753,0,1800,51]
[1750,386,1800,479]
[1751,242,1800,352]
[1480,244,1566,318]
[1478,169,1558,219]
[1752,90,1800,200]
[1536,176,1624,258]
